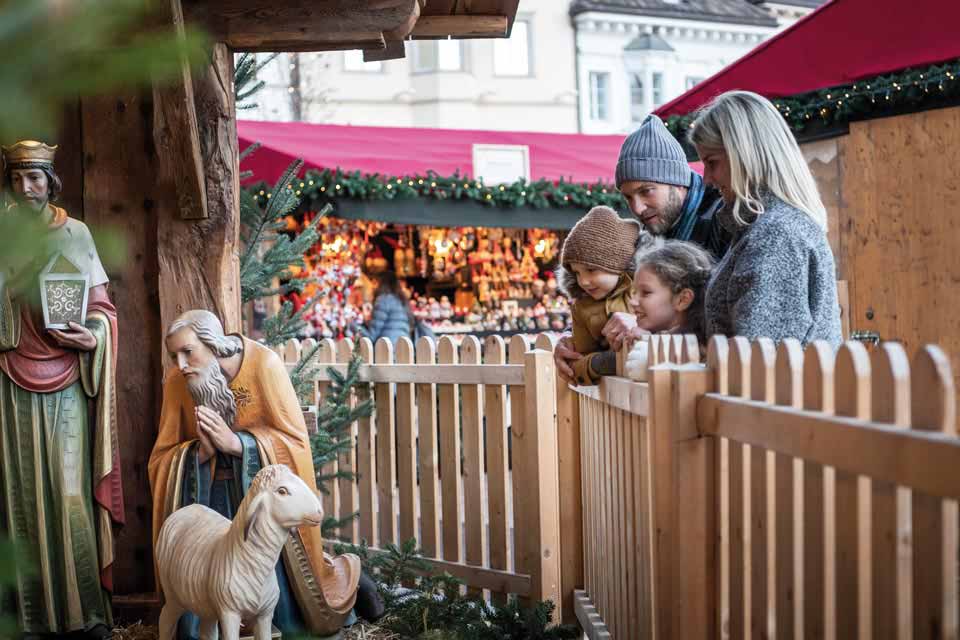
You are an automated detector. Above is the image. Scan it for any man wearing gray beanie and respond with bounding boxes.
[616,114,729,259]
[554,115,731,384]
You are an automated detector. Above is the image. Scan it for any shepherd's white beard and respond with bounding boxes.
[186,359,237,428]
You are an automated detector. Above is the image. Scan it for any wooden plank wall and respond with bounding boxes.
[804,105,960,387]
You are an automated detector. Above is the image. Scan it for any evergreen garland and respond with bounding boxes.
[334,539,580,640]
[246,169,623,212]
[664,58,960,139]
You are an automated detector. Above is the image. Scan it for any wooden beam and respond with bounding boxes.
[157,43,242,350]
[411,14,508,38]
[363,39,406,61]
[152,0,207,219]
[285,362,526,385]
[698,393,960,500]
[183,0,418,51]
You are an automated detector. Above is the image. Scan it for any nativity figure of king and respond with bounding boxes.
[0,140,123,638]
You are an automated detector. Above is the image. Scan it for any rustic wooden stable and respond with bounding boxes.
[281,331,960,638]
[46,1,520,605]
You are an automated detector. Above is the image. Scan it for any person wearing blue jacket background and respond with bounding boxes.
[363,270,415,345]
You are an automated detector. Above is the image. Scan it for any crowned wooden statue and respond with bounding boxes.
[0,140,123,638]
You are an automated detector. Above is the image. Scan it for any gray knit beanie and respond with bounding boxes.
[561,206,641,273]
[615,114,692,188]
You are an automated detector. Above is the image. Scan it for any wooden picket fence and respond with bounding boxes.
[277,334,563,610]
[279,332,960,638]
[569,333,960,639]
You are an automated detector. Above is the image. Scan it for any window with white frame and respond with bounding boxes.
[589,72,610,121]
[686,76,705,90]
[343,49,382,72]
[412,39,465,73]
[630,73,646,123]
[494,19,531,76]
[652,72,664,107]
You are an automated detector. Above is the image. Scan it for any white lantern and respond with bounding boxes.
[39,253,88,330]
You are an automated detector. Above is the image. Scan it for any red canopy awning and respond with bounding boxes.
[655,0,960,118]
[238,120,703,186]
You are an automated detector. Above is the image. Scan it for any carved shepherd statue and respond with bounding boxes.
[149,309,360,638]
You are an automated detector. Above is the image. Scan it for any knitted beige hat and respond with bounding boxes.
[561,206,642,273]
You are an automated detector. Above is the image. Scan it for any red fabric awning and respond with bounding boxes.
[238,120,703,186]
[655,0,960,118]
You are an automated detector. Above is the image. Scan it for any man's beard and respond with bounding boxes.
[186,359,237,428]
[640,187,684,236]
[14,194,47,212]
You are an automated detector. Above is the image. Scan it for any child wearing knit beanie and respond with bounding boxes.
[558,206,650,385]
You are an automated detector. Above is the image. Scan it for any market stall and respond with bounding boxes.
[239,121,650,339]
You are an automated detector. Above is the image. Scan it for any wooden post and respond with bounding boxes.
[869,342,912,639]
[437,336,463,564]
[910,345,958,639]
[356,338,377,546]
[648,361,674,638]
[484,336,511,603]
[395,337,418,549]
[416,337,441,558]
[774,339,805,640]
[670,363,716,639]
[157,43,241,344]
[803,341,837,638]
[374,338,398,546]
[537,334,583,623]
[336,339,359,544]
[833,342,872,639]
[460,335,487,594]
[514,348,561,614]
[315,339,339,520]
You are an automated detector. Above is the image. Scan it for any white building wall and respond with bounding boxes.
[243,1,820,135]
[575,12,775,134]
[242,0,578,133]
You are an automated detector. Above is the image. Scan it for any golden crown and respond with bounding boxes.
[2,140,57,168]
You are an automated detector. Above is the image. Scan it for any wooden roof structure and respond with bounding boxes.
[183,0,521,59]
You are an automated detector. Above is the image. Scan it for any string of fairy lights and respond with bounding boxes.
[665,58,960,138]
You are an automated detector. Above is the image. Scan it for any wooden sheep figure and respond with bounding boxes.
[155,464,325,640]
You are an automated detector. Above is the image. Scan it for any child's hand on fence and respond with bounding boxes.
[553,334,582,385]
[602,312,640,351]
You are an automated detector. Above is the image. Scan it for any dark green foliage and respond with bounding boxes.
[310,342,372,538]
[334,539,579,640]
[235,53,280,111]
[238,152,330,346]
[0,0,207,144]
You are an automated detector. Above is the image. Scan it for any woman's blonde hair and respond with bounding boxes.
[688,90,827,231]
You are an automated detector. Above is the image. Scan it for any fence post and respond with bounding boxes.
[670,363,716,639]
[537,334,584,624]
[516,348,562,616]
[648,362,674,638]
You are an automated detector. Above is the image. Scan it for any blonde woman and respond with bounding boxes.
[689,90,841,347]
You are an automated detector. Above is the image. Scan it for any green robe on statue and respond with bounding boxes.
[0,206,123,636]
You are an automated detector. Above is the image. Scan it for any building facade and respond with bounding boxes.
[243,0,579,133]
[244,0,823,135]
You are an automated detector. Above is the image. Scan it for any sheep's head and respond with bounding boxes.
[243,464,324,542]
